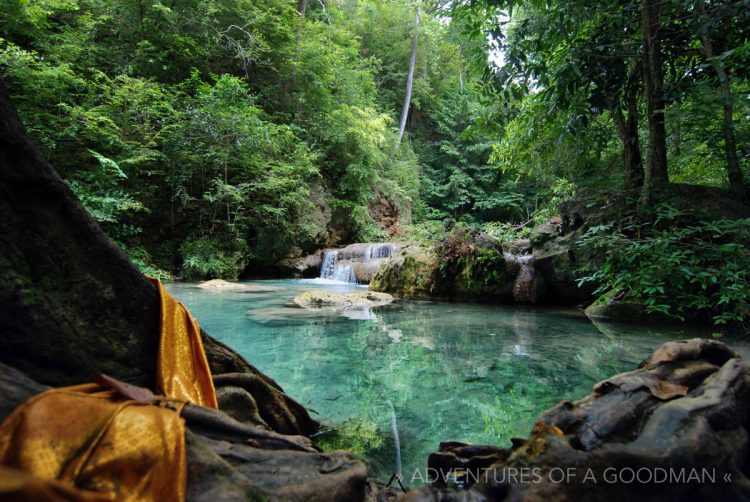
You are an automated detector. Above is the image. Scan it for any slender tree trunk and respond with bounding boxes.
[298,0,309,15]
[640,0,668,205]
[699,19,745,198]
[613,97,644,189]
[397,7,420,146]
[458,46,465,93]
[673,100,681,157]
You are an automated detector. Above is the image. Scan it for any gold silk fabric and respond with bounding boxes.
[0,384,187,501]
[0,276,218,500]
[148,277,218,409]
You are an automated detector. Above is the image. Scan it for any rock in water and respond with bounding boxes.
[293,290,394,311]
[197,279,281,292]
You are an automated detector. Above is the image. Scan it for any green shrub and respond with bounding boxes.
[179,237,249,281]
[578,204,750,328]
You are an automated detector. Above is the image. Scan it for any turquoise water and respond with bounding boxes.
[167,279,750,485]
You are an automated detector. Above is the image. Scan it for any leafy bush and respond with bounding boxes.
[482,221,532,242]
[127,247,173,281]
[578,205,750,328]
[180,237,249,281]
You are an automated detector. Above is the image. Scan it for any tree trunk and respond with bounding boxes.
[640,0,668,205]
[612,96,644,188]
[297,0,309,15]
[396,7,420,146]
[673,100,682,157]
[699,18,746,199]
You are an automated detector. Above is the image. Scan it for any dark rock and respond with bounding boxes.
[276,251,323,278]
[216,386,268,429]
[501,239,532,255]
[0,77,161,387]
[528,222,560,247]
[0,362,49,422]
[212,371,317,437]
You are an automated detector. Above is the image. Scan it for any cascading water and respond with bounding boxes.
[319,243,398,284]
[320,250,338,279]
[319,250,357,283]
[331,263,356,283]
[364,243,396,261]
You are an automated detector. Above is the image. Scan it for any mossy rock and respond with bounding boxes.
[369,246,440,299]
[293,290,394,310]
[584,291,671,323]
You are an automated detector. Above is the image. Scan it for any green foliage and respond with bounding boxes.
[127,247,173,281]
[180,237,249,281]
[316,417,384,459]
[578,205,750,327]
[482,221,531,242]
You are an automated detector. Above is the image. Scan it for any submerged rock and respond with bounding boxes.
[197,279,281,292]
[395,338,750,501]
[293,290,394,311]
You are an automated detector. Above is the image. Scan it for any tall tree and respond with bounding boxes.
[641,0,669,204]
[694,0,747,198]
[397,5,420,146]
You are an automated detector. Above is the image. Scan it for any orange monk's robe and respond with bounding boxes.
[0,277,218,501]
[0,384,187,501]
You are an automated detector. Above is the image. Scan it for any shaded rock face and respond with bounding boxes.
[393,338,750,502]
[369,190,402,237]
[0,78,160,387]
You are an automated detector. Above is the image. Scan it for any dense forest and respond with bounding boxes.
[1,0,749,328]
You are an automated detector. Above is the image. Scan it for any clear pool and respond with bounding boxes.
[167,279,750,485]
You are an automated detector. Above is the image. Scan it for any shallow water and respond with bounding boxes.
[167,279,750,485]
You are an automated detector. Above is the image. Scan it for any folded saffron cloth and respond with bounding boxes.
[149,276,218,410]
[0,277,217,501]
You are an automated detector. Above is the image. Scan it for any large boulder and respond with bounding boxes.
[351,258,389,283]
[369,246,440,299]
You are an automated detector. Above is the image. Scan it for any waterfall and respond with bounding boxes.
[319,250,357,283]
[318,243,397,284]
[364,243,396,261]
[331,263,356,283]
[320,250,338,279]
